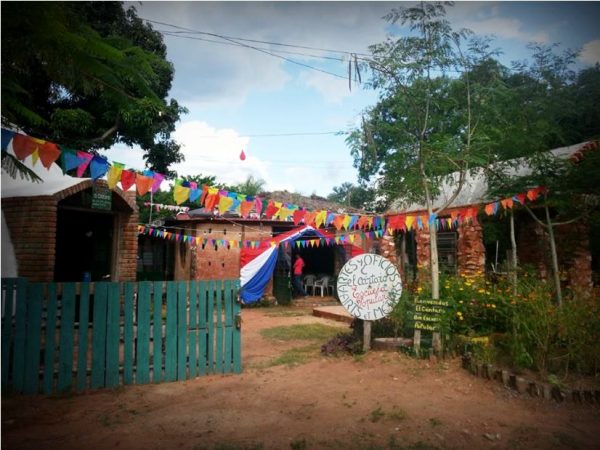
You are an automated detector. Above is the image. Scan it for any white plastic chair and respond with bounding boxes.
[303,274,316,295]
[313,275,331,297]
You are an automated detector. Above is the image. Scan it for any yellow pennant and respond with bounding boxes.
[315,210,327,228]
[406,215,415,230]
[218,196,234,215]
[107,163,124,189]
[31,149,40,166]
[173,184,190,205]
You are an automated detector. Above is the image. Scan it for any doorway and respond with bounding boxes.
[54,208,115,282]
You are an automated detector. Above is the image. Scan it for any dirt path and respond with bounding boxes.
[2,307,599,450]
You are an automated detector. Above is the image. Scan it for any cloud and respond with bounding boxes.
[579,39,600,65]
[299,70,353,104]
[129,2,390,106]
[460,17,549,44]
[170,120,272,187]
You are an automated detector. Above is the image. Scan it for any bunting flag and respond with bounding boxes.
[0,128,551,231]
[90,155,109,180]
[174,184,190,205]
[107,162,125,189]
[75,151,94,177]
[143,202,189,213]
[1,128,167,194]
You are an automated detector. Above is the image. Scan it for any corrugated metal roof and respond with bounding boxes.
[388,142,590,214]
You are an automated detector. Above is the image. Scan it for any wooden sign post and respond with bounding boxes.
[412,299,448,357]
[337,254,403,353]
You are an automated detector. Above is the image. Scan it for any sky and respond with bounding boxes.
[98,2,599,197]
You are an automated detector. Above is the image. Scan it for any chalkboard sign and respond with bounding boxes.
[413,299,448,332]
[91,184,112,210]
[337,254,403,321]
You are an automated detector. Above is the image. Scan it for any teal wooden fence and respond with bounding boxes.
[1,278,242,395]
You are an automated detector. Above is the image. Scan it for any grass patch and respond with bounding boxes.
[270,345,320,366]
[369,407,385,423]
[261,324,342,341]
[389,406,408,422]
[264,309,310,318]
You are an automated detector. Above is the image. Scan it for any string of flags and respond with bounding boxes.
[137,224,385,250]
[1,127,548,238]
[1,128,166,195]
[143,202,189,213]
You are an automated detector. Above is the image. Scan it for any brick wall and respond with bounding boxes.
[2,196,57,282]
[2,184,138,282]
[115,190,139,281]
[192,222,266,281]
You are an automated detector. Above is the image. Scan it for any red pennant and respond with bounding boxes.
[264,200,279,219]
[293,209,306,225]
[514,193,526,205]
[240,149,246,161]
[12,134,38,161]
[39,142,61,169]
[303,211,317,227]
[120,170,136,191]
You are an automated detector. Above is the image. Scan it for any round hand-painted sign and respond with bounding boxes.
[336,254,402,321]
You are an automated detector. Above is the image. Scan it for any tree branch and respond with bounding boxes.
[90,122,119,142]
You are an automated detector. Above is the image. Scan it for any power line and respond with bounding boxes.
[143,18,371,57]
[159,31,346,62]
[143,18,350,80]
[193,131,346,138]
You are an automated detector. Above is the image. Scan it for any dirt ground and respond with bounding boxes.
[2,307,599,450]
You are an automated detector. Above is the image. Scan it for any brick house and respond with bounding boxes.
[2,176,139,282]
[385,141,597,290]
[153,192,370,300]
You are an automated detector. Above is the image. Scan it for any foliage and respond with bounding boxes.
[1,2,186,174]
[225,175,266,197]
[327,182,380,211]
[391,271,600,378]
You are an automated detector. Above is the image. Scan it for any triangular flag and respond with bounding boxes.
[293,209,306,225]
[315,210,327,228]
[304,211,317,226]
[90,156,109,180]
[76,151,94,177]
[332,214,345,230]
[174,184,190,205]
[38,142,61,169]
[240,200,254,218]
[107,162,125,189]
[513,193,526,205]
[120,170,136,191]
[136,173,154,195]
[151,173,165,193]
[60,148,83,172]
[12,134,39,161]
[1,129,15,152]
[484,203,495,215]
[218,195,234,215]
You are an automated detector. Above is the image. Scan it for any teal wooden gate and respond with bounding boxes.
[1,278,241,395]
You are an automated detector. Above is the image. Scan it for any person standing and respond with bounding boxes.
[292,254,307,297]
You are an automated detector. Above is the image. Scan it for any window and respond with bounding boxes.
[437,231,458,274]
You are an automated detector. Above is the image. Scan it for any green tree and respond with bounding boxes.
[227,175,266,197]
[327,182,379,211]
[347,2,502,353]
[1,1,186,175]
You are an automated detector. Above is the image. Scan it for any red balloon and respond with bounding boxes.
[240,149,246,161]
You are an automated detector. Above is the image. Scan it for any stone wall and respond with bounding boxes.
[457,221,486,276]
